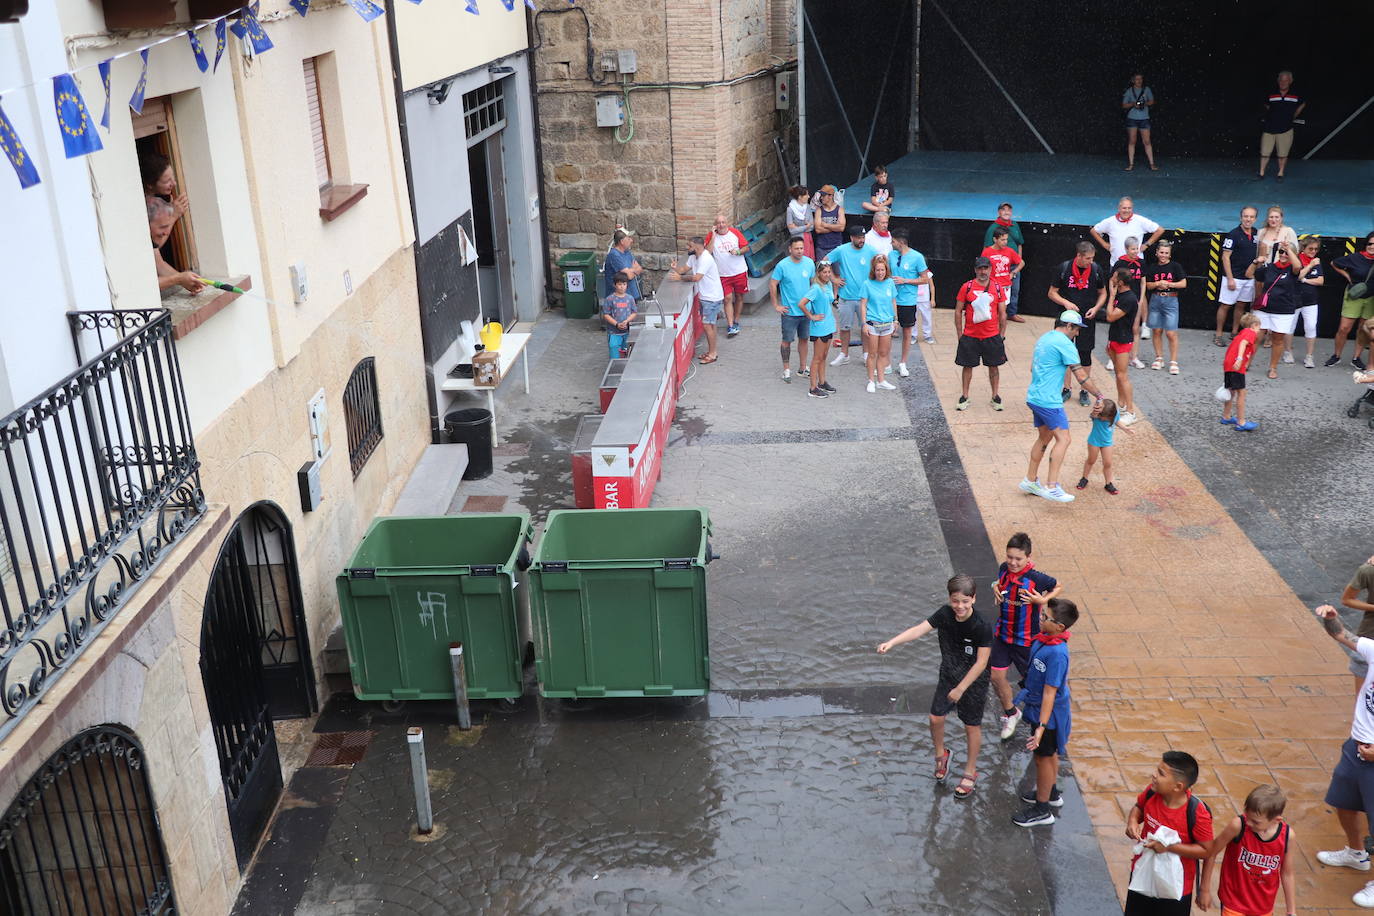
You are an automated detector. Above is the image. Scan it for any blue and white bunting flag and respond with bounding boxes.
[97,59,112,130]
[187,29,209,72]
[128,49,150,115]
[346,0,385,22]
[465,0,479,11]
[213,19,228,72]
[0,100,40,189]
[52,74,102,158]
[230,3,274,54]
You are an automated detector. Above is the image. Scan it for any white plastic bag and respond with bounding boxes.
[1127,826,1184,900]
[971,290,994,324]
[1214,385,1231,403]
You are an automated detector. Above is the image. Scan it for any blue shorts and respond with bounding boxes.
[1325,738,1374,825]
[1127,117,1151,131]
[1028,403,1069,430]
[990,640,1031,676]
[700,299,724,323]
[1147,294,1179,331]
[780,313,809,342]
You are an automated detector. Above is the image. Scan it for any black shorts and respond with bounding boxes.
[930,670,990,726]
[1224,371,1245,391]
[1324,738,1374,825]
[896,305,919,328]
[1123,891,1193,916]
[810,334,833,343]
[1031,725,1060,758]
[989,640,1031,678]
[955,335,1007,368]
[1075,333,1094,368]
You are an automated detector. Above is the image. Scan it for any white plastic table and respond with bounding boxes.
[440,331,532,444]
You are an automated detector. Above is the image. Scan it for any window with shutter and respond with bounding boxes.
[303,58,331,190]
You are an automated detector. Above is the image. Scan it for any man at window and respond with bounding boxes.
[148,198,203,294]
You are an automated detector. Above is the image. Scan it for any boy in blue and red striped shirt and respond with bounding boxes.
[992,532,1062,741]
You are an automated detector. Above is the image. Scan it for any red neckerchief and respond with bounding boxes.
[1298,253,1314,269]
[995,217,1014,228]
[997,562,1036,599]
[1121,255,1141,271]
[1033,631,1071,646]
[1070,260,1093,289]
[1115,213,1133,223]
[874,230,890,238]
[1361,251,1374,262]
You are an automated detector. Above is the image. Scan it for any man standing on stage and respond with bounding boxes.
[1258,71,1305,182]
[985,202,1026,322]
[708,214,751,337]
[1091,197,1164,345]
[1216,206,1259,347]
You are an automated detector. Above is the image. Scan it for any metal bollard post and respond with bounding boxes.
[449,642,472,730]
[406,727,433,834]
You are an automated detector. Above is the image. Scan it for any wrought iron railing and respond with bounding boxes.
[0,309,205,740]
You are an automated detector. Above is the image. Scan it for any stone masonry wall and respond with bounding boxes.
[535,0,797,302]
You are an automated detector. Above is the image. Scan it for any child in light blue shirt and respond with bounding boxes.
[1076,398,1132,495]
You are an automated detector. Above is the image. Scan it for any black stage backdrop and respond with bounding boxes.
[804,0,1371,169]
[917,0,1371,159]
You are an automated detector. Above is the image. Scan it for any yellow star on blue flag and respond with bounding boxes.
[98,59,112,130]
[346,0,385,22]
[290,0,310,15]
[128,49,150,115]
[213,19,227,73]
[52,73,102,159]
[230,2,274,53]
[187,30,209,73]
[0,100,41,189]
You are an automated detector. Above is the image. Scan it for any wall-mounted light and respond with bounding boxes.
[427,79,455,105]
[488,65,515,76]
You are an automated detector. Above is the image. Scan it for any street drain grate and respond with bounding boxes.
[305,730,374,767]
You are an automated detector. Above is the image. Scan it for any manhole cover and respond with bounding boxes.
[305,730,374,767]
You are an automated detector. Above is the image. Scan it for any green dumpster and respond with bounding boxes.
[530,508,713,698]
[557,250,599,319]
[336,514,532,701]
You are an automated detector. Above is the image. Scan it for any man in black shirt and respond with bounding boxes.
[1048,241,1107,406]
[1259,71,1305,182]
[1246,241,1302,379]
[1217,207,1259,346]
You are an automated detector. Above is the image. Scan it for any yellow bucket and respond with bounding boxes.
[480,321,503,351]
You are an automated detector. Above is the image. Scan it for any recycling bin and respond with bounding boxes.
[336,514,532,701]
[557,250,598,319]
[529,507,713,698]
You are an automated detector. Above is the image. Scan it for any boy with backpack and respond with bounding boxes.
[1124,750,1215,915]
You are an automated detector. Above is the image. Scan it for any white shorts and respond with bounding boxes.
[1258,311,1298,335]
[1219,278,1255,306]
[1296,304,1319,338]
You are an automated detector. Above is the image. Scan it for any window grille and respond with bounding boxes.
[462,81,506,146]
[343,357,383,478]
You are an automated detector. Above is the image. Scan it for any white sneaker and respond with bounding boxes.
[910,330,919,342]
[1018,478,1043,496]
[1040,485,1075,503]
[898,363,910,377]
[999,708,1022,740]
[1140,325,1151,340]
[782,367,791,380]
[1304,354,1315,369]
[1129,357,1146,369]
[1282,350,1294,364]
[830,353,849,367]
[924,336,936,344]
[866,380,876,393]
[1354,880,1374,907]
[1117,411,1138,427]
[878,379,897,390]
[1319,847,1371,871]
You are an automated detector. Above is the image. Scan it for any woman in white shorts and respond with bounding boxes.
[859,255,899,393]
[1245,240,1302,379]
[1256,206,1300,349]
[1286,236,1325,368]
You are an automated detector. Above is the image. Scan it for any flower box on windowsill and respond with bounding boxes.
[319,184,369,222]
[164,274,251,340]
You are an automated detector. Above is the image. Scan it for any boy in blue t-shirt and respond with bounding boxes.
[601,272,637,360]
[991,532,1061,742]
[1011,596,1080,828]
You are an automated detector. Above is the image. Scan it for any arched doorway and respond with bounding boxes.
[200,502,317,868]
[0,725,176,914]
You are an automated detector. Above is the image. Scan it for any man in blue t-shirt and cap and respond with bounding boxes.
[604,229,644,300]
[1020,312,1106,505]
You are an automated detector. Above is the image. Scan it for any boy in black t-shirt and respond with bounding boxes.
[878,574,992,800]
[1048,241,1107,406]
[863,165,895,216]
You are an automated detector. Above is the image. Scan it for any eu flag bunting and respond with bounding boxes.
[231,3,274,54]
[290,0,311,15]
[128,49,150,115]
[52,74,102,159]
[464,0,478,11]
[0,100,41,189]
[500,0,514,9]
[97,59,112,130]
[346,0,385,22]
[187,30,209,73]
[213,19,227,73]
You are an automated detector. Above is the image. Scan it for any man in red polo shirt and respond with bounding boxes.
[954,256,1009,412]
[708,214,751,337]
[980,228,1024,319]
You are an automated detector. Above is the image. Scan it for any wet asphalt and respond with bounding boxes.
[238,309,1369,915]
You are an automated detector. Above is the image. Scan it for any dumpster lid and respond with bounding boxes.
[557,250,597,267]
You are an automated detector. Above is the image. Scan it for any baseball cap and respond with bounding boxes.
[1058,310,1085,327]
[973,256,991,268]
[847,224,865,237]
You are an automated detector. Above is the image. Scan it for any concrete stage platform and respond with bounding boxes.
[840,151,1373,238]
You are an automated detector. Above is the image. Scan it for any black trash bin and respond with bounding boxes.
[445,408,494,480]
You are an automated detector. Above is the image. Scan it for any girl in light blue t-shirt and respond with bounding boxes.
[800,261,839,398]
[1077,398,1133,495]
[860,256,898,392]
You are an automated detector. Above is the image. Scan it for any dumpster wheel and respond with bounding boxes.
[381,699,407,713]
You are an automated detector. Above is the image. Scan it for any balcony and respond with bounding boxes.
[0,309,205,740]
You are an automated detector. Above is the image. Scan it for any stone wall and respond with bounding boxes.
[535,0,797,301]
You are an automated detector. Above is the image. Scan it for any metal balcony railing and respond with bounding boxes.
[0,309,205,740]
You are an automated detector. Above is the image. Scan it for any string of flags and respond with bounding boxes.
[1,0,576,191]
